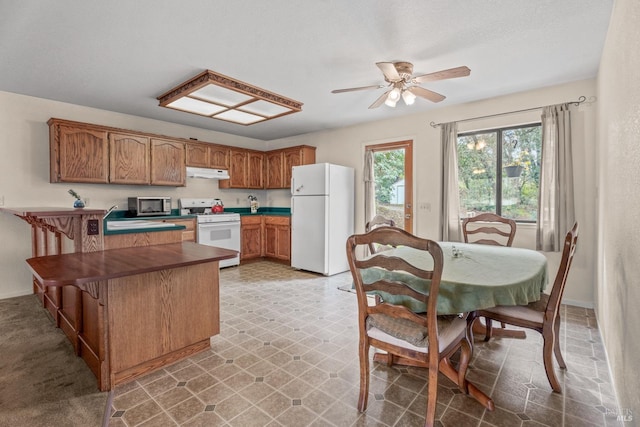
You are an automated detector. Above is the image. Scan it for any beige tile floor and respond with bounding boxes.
[107,261,623,427]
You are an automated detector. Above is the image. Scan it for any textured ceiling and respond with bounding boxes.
[0,0,613,141]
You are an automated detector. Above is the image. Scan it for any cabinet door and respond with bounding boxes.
[186,142,209,167]
[52,124,109,183]
[276,225,291,260]
[283,146,316,188]
[150,138,185,186]
[241,216,262,260]
[221,149,247,188]
[109,132,150,184]
[265,151,284,189]
[264,223,277,257]
[247,152,264,189]
[208,145,230,169]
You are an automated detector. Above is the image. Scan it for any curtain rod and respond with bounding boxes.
[429,96,587,128]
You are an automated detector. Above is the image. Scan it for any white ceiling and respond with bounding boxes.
[0,1,613,141]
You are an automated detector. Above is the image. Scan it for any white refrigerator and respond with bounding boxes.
[291,163,355,275]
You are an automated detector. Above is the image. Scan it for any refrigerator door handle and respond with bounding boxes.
[291,177,295,195]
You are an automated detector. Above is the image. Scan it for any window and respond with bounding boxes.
[457,123,542,222]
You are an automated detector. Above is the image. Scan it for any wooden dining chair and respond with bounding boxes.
[364,215,396,254]
[462,212,516,246]
[471,222,579,393]
[347,227,472,427]
[462,212,517,335]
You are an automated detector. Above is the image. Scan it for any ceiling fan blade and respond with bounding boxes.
[331,84,385,94]
[376,62,401,81]
[408,86,446,103]
[368,90,391,109]
[413,66,471,83]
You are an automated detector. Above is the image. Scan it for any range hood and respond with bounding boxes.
[186,167,230,179]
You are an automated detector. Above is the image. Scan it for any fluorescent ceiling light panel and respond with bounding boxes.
[239,100,292,117]
[214,109,266,125]
[167,97,227,115]
[190,84,252,106]
[157,70,303,126]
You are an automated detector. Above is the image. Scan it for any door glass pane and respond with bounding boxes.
[457,132,497,218]
[373,149,405,229]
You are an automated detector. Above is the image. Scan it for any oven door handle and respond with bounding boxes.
[198,222,240,229]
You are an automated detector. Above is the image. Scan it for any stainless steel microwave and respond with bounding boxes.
[128,197,171,216]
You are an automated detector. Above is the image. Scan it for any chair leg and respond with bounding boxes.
[542,332,562,393]
[484,317,493,342]
[425,358,439,427]
[457,336,472,394]
[358,339,370,411]
[553,314,567,369]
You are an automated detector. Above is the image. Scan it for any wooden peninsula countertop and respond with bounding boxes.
[27,241,237,290]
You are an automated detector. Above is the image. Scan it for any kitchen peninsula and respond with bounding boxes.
[2,207,237,391]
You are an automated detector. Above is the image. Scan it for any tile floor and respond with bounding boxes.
[107,261,623,427]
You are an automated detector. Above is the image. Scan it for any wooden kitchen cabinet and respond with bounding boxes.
[240,215,263,260]
[247,151,264,189]
[49,120,109,183]
[150,138,186,186]
[220,148,264,189]
[283,145,316,187]
[263,216,290,261]
[265,145,316,189]
[109,132,151,184]
[186,142,229,170]
[265,151,284,188]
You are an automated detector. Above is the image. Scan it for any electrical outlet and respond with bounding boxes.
[419,203,431,212]
[87,219,99,235]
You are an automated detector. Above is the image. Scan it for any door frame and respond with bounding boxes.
[365,140,413,233]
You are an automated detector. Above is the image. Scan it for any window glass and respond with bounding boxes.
[457,124,541,222]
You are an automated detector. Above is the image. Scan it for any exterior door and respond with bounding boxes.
[366,140,413,233]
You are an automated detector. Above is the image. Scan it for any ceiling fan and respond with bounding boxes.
[331,62,470,109]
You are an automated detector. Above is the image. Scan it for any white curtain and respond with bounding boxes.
[440,122,462,242]
[537,104,575,251]
[364,148,375,228]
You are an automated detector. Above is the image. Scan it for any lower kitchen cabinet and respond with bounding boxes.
[240,215,291,263]
[240,216,263,260]
[264,216,291,261]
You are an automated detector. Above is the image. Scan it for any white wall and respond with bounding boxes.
[269,79,597,307]
[596,0,640,418]
[0,91,267,298]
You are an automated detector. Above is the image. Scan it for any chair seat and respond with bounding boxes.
[367,314,466,353]
[481,305,544,326]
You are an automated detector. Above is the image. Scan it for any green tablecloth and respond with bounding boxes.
[360,242,548,315]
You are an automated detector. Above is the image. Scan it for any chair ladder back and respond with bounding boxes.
[362,279,430,305]
[462,213,516,247]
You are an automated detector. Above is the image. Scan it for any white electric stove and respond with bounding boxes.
[179,198,240,267]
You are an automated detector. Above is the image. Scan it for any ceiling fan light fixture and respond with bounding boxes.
[384,87,401,107]
[157,70,303,126]
[402,89,416,105]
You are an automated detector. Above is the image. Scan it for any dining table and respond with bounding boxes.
[360,240,548,411]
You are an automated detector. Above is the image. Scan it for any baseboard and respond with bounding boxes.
[563,298,594,309]
[0,289,33,300]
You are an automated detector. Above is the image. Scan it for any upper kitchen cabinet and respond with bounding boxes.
[283,146,316,186]
[150,138,185,186]
[49,119,109,183]
[265,145,316,189]
[109,132,150,185]
[186,142,229,170]
[219,148,264,189]
[49,118,187,186]
[247,151,264,189]
[265,151,284,188]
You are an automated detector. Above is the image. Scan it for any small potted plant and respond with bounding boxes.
[68,189,85,208]
[504,161,523,178]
